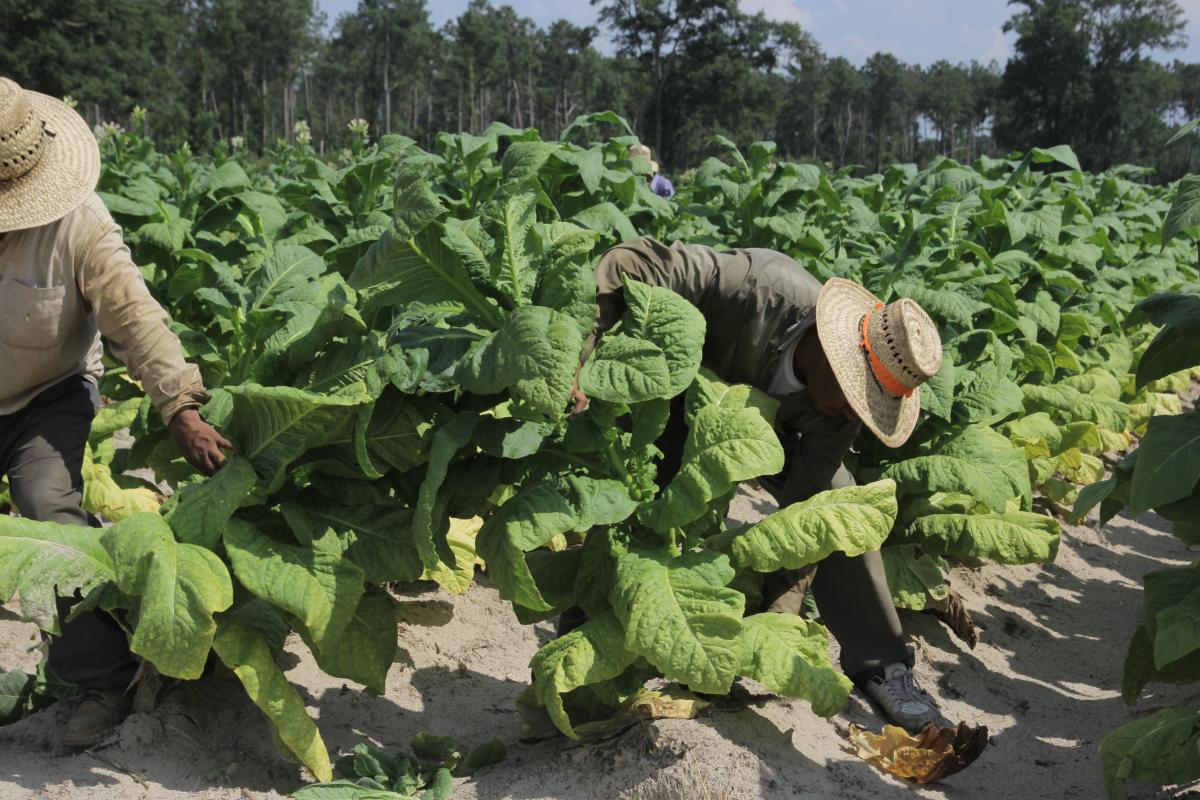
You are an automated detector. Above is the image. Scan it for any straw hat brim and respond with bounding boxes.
[0,91,100,233]
[815,278,921,448]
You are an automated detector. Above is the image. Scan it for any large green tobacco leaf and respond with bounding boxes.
[737,613,851,716]
[491,189,538,305]
[412,414,480,572]
[223,520,364,652]
[610,550,745,695]
[392,163,445,238]
[1021,383,1130,432]
[477,482,577,612]
[0,669,31,725]
[621,278,706,397]
[422,516,482,595]
[1028,144,1082,171]
[225,384,369,492]
[883,425,1031,513]
[442,216,495,291]
[685,367,778,425]
[1152,586,1200,670]
[1162,175,1200,247]
[455,305,582,418]
[711,480,897,572]
[479,477,635,611]
[1100,706,1200,800]
[578,334,672,402]
[534,246,597,338]
[893,281,987,328]
[567,474,639,529]
[348,392,432,478]
[350,224,503,328]
[641,390,785,532]
[165,456,258,549]
[881,545,948,610]
[211,617,334,782]
[102,514,234,679]
[245,245,326,313]
[1134,293,1200,389]
[529,612,638,738]
[1121,624,1200,703]
[1061,368,1123,401]
[518,549,582,624]
[301,589,397,694]
[1130,412,1200,514]
[901,512,1060,564]
[943,331,1024,424]
[1006,412,1063,458]
[282,502,422,585]
[0,516,116,633]
[89,397,141,442]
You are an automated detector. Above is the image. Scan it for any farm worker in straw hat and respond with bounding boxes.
[570,236,949,732]
[0,77,230,746]
[627,143,675,198]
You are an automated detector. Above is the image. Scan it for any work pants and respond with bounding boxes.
[656,397,910,684]
[0,375,138,690]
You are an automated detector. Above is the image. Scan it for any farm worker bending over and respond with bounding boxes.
[574,236,948,732]
[0,78,229,746]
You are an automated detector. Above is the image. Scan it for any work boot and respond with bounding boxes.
[62,689,128,748]
[860,662,950,733]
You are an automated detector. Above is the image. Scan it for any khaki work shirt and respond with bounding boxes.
[0,193,207,424]
[592,236,861,506]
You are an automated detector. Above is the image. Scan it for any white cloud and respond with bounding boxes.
[832,0,848,12]
[740,0,815,29]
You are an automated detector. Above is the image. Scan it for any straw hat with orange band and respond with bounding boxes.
[815,278,943,447]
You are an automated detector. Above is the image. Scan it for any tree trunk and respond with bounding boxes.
[383,26,392,134]
[261,62,269,147]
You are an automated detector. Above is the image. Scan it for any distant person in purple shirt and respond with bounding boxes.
[628,143,675,198]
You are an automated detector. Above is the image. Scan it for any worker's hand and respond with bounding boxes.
[168,408,234,477]
[569,362,589,416]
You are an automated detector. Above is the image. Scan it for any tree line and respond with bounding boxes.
[0,0,1196,178]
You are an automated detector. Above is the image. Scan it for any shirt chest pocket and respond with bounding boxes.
[0,278,70,350]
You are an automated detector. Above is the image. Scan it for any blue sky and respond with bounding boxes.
[316,0,1200,66]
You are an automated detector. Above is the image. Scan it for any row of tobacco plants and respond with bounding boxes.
[0,112,1196,791]
[1089,120,1200,800]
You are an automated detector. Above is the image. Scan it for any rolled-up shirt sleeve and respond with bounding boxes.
[76,219,208,426]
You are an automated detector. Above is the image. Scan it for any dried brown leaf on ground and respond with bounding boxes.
[848,721,989,784]
[927,588,979,648]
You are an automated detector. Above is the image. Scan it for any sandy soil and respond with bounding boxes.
[3,500,1200,800]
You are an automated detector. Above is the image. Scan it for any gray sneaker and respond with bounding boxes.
[861,662,949,733]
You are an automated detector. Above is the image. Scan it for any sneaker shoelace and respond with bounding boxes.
[874,669,930,709]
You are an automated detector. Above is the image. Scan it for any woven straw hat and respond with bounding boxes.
[0,77,100,233]
[816,278,943,447]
